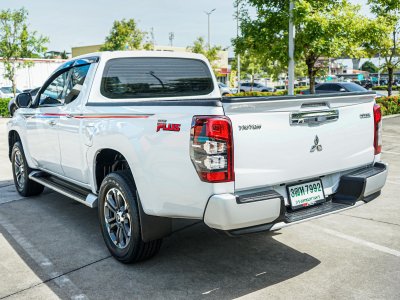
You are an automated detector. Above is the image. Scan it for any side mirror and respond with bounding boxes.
[339,88,346,92]
[15,92,32,108]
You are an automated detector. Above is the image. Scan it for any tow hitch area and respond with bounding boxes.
[227,162,388,235]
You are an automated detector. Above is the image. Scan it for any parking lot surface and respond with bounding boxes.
[0,116,399,300]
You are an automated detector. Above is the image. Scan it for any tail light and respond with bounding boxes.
[190,116,234,182]
[373,104,382,155]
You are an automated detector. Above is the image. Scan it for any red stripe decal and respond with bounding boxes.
[41,113,150,119]
[42,113,69,117]
[74,115,150,119]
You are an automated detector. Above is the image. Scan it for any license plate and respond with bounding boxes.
[287,180,325,210]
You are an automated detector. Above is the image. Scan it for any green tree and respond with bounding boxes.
[231,50,264,85]
[60,50,68,59]
[187,37,222,74]
[100,19,152,51]
[361,61,379,73]
[0,8,48,95]
[364,0,399,96]
[234,0,367,93]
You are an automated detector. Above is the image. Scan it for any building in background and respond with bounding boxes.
[44,51,71,59]
[0,58,66,90]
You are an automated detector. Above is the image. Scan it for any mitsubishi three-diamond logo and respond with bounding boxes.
[310,135,323,152]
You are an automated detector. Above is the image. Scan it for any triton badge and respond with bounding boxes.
[310,135,323,152]
[156,120,181,132]
[360,113,371,119]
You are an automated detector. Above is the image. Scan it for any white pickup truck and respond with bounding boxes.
[8,51,388,263]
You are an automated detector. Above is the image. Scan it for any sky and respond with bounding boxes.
[0,0,371,55]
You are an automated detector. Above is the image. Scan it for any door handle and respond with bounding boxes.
[48,120,57,126]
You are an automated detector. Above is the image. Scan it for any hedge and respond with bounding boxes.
[376,96,400,116]
[0,98,10,117]
[372,86,400,91]
[226,88,307,97]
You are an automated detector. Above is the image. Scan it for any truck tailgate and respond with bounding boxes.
[222,92,376,191]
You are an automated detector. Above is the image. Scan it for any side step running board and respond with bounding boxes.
[29,171,98,208]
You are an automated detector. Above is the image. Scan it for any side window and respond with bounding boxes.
[317,84,334,91]
[64,65,90,104]
[38,64,90,107]
[38,70,69,106]
[332,84,344,91]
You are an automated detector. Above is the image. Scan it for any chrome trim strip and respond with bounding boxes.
[290,109,339,126]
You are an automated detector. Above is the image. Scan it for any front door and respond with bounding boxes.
[25,69,70,175]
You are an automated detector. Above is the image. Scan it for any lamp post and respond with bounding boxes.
[288,1,295,96]
[236,2,241,92]
[204,8,216,49]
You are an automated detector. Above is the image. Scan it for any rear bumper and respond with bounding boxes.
[203,162,388,233]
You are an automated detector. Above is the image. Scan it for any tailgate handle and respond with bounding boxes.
[290,110,339,126]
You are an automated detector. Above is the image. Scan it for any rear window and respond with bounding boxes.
[100,57,214,99]
[343,83,367,92]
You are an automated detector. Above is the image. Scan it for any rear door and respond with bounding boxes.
[223,93,376,191]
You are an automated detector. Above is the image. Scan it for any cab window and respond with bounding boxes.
[39,70,69,106]
[38,64,90,107]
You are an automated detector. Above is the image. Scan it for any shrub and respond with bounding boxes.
[375,96,400,116]
[372,85,400,91]
[0,98,10,117]
[226,90,286,97]
[226,87,307,97]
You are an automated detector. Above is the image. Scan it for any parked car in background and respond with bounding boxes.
[218,82,237,96]
[378,79,388,86]
[0,86,21,98]
[8,87,40,116]
[353,80,373,89]
[300,82,368,94]
[239,82,275,93]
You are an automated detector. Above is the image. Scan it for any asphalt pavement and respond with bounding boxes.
[0,116,399,300]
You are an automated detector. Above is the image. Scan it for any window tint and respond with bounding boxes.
[39,71,69,106]
[316,84,329,91]
[343,83,367,92]
[38,64,90,106]
[64,65,90,104]
[328,84,342,91]
[101,58,214,99]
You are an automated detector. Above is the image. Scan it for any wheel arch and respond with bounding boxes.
[8,130,21,161]
[93,148,135,193]
[93,147,172,242]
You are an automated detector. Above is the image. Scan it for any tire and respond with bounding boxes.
[240,90,245,93]
[10,105,17,117]
[11,142,44,197]
[98,171,162,263]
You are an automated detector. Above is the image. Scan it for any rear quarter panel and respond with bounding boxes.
[85,104,234,219]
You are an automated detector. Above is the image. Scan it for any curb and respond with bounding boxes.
[383,114,400,120]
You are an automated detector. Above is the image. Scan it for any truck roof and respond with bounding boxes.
[73,50,208,62]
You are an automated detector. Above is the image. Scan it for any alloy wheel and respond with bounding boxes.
[104,188,132,249]
[14,149,26,190]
